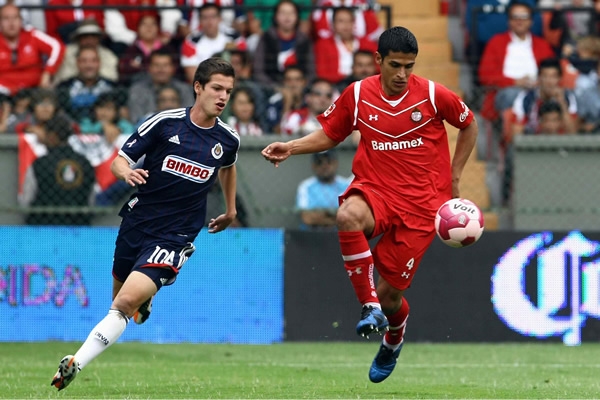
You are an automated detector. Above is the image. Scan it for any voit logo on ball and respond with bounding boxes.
[492,231,600,345]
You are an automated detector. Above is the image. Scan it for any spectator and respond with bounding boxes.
[79,92,135,143]
[0,94,11,134]
[226,86,263,136]
[119,14,179,87]
[296,149,350,230]
[54,20,119,84]
[0,0,46,32]
[478,1,556,121]
[244,0,312,34]
[314,7,377,85]
[44,0,105,43]
[178,0,238,39]
[0,3,65,96]
[465,0,542,67]
[576,63,600,132]
[19,114,95,226]
[336,49,378,92]
[56,45,116,122]
[312,0,383,44]
[134,84,182,128]
[265,65,307,134]
[252,0,315,92]
[217,49,267,128]
[232,7,262,53]
[3,88,33,133]
[566,35,600,93]
[155,85,182,112]
[13,89,65,140]
[103,0,181,55]
[128,48,194,124]
[180,3,244,83]
[509,57,578,139]
[537,99,570,133]
[540,0,595,57]
[281,78,336,136]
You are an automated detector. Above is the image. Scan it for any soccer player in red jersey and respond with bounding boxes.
[262,26,478,383]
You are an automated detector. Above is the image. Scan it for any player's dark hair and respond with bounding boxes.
[539,57,562,76]
[377,26,418,58]
[193,57,235,88]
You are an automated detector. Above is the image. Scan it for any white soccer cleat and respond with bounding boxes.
[51,355,79,391]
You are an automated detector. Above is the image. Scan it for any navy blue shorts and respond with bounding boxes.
[112,226,196,290]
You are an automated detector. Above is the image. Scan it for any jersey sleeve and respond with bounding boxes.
[434,83,474,129]
[118,117,162,165]
[316,82,357,142]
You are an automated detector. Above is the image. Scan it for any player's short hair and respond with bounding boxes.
[378,26,418,58]
[193,57,235,88]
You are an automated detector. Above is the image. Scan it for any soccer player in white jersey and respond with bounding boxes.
[51,57,240,391]
[262,26,478,383]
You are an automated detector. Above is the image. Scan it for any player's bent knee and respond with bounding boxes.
[336,206,368,231]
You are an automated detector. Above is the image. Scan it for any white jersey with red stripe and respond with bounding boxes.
[317,74,473,218]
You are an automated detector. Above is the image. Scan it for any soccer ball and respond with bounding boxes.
[434,198,484,248]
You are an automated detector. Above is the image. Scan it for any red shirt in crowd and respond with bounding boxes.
[0,27,65,95]
[44,0,105,40]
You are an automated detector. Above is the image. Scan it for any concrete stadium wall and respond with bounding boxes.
[512,135,600,231]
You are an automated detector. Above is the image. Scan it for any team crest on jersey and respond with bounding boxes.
[323,103,336,117]
[162,155,215,183]
[211,143,223,159]
[411,108,422,122]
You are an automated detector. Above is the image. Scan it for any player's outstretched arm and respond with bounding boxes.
[208,165,237,233]
[261,129,338,167]
[111,155,149,187]
[451,118,478,198]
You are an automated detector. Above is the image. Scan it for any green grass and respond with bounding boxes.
[3,342,600,399]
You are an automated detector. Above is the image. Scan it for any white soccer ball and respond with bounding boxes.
[434,198,484,248]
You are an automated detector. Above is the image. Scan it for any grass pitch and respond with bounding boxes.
[2,341,599,399]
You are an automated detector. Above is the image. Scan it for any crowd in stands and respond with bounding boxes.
[0,0,381,226]
[6,0,600,225]
[466,0,600,206]
[0,0,382,137]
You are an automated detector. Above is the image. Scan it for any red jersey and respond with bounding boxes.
[45,0,105,40]
[0,28,65,95]
[317,74,474,218]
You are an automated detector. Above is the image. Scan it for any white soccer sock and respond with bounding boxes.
[74,309,129,370]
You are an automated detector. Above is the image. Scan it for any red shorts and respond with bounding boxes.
[340,182,436,290]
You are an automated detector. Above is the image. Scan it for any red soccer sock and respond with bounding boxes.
[384,296,410,346]
[338,231,379,305]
